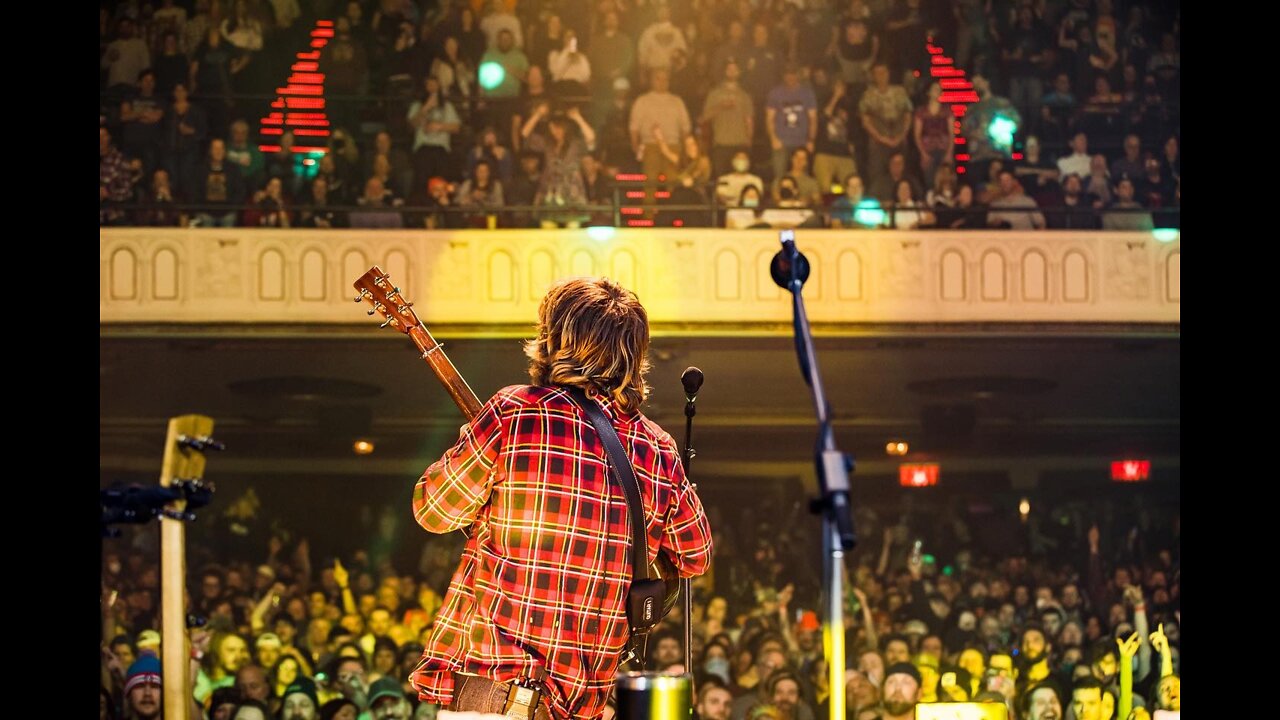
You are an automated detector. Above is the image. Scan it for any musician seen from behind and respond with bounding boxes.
[409,277,714,719]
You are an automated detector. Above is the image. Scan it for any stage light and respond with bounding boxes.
[587,226,616,242]
[479,61,506,91]
[885,440,909,456]
[353,439,375,455]
[987,114,1018,154]
[854,198,885,227]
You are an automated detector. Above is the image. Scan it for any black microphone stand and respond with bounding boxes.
[678,367,703,675]
[769,230,857,720]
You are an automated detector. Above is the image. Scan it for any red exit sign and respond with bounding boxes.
[1111,460,1151,482]
[900,464,940,487]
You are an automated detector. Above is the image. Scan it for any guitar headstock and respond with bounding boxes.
[354,266,421,335]
[351,266,482,419]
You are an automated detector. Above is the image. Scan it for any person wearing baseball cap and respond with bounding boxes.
[255,632,283,669]
[881,662,921,720]
[125,653,163,720]
[137,629,162,653]
[369,676,412,719]
[281,677,320,720]
[793,610,823,669]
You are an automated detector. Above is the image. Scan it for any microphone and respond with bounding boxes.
[770,229,811,290]
[681,367,704,402]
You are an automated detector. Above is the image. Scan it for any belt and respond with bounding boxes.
[449,672,553,720]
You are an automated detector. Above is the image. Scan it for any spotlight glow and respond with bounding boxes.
[478,61,506,91]
[988,114,1018,154]
[854,198,886,227]
[586,226,616,242]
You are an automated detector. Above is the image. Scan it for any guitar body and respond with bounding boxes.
[354,267,680,619]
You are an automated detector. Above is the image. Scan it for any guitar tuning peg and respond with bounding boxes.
[178,434,225,452]
[398,302,414,313]
[367,308,377,316]
[354,296,364,303]
[380,318,398,328]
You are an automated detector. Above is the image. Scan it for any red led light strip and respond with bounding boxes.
[276,84,323,95]
[924,37,980,176]
[259,20,334,155]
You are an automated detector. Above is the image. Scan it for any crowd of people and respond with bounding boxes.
[101,485,1180,720]
[99,0,1180,230]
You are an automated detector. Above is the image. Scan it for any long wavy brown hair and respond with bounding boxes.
[524,277,651,413]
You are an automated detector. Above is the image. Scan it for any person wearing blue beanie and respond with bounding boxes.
[125,652,163,720]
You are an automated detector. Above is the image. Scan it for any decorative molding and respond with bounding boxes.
[101,229,1181,326]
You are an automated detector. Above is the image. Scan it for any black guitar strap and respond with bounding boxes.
[565,386,663,665]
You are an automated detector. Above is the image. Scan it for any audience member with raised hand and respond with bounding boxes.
[1115,631,1141,720]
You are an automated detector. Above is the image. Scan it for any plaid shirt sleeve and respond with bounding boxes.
[652,428,713,579]
[412,394,505,534]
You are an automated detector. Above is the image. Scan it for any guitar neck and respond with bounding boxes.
[408,326,484,420]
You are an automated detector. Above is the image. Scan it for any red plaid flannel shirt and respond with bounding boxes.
[410,385,713,719]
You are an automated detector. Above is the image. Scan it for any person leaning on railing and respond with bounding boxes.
[656,135,714,228]
[296,176,347,229]
[829,174,877,229]
[134,168,184,227]
[887,179,934,229]
[986,171,1046,230]
[934,184,987,229]
[454,160,505,227]
[726,185,767,228]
